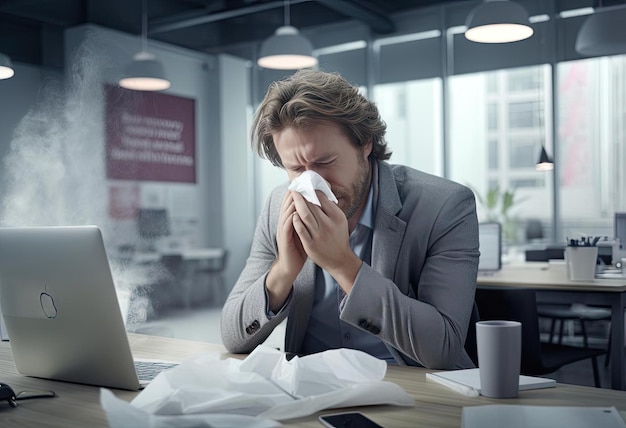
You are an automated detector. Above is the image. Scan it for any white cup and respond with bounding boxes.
[476,320,522,398]
[565,246,598,281]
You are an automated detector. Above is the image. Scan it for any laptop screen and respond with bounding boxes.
[478,222,502,272]
[0,225,142,390]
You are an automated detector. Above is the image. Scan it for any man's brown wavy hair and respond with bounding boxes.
[251,69,391,167]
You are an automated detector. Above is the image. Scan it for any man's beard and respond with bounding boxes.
[337,155,371,220]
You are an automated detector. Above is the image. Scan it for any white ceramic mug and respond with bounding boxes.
[476,320,522,398]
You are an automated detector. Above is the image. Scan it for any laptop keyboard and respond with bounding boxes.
[134,360,178,381]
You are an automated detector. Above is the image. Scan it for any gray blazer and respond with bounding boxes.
[221,160,479,369]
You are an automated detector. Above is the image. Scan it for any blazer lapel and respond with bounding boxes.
[372,162,406,288]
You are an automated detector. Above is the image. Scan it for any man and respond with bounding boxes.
[221,69,479,369]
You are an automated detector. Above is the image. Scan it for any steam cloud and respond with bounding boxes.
[0,35,166,327]
[1,38,109,230]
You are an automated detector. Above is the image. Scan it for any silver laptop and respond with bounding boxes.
[0,225,175,390]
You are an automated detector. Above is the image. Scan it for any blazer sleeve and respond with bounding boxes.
[220,186,291,353]
[339,185,479,369]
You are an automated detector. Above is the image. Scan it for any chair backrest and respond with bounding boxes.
[525,218,544,242]
[200,249,227,273]
[159,254,184,277]
[474,287,545,374]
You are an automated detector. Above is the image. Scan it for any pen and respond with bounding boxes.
[425,373,480,397]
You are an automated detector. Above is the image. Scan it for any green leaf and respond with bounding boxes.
[501,189,515,217]
[486,187,500,210]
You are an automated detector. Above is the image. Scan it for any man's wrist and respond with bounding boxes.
[266,261,295,312]
[329,255,362,294]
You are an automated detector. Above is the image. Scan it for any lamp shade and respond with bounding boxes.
[465,0,534,43]
[0,52,15,80]
[536,146,554,171]
[119,51,171,91]
[257,26,318,70]
[575,7,626,57]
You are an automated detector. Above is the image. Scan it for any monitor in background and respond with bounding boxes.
[478,222,502,274]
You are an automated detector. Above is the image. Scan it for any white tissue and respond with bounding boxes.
[287,170,338,206]
[100,345,414,427]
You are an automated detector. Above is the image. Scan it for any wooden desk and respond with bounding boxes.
[1,334,626,427]
[477,263,626,391]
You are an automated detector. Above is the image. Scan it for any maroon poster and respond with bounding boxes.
[108,184,140,220]
[104,85,196,183]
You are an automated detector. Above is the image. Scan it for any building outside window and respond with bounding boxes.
[373,79,443,177]
[449,65,553,246]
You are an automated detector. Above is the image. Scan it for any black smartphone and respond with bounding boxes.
[318,411,383,428]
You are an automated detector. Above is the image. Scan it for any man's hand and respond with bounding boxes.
[291,190,362,293]
[265,191,307,312]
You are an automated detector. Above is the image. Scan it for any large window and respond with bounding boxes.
[373,79,443,176]
[509,101,542,128]
[556,57,626,240]
[449,65,553,245]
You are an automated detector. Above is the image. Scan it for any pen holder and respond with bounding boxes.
[565,246,598,281]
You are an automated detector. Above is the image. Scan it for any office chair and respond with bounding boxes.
[525,218,544,242]
[156,254,185,311]
[195,249,228,307]
[464,301,480,366]
[474,287,606,388]
[537,303,612,367]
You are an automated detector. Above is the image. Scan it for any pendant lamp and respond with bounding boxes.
[0,53,15,80]
[465,0,534,43]
[257,0,318,70]
[119,0,171,91]
[535,146,554,171]
[575,4,626,56]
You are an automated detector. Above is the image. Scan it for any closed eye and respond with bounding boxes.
[316,159,335,167]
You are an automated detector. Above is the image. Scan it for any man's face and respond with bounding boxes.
[273,123,372,221]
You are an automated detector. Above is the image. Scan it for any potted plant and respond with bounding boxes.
[471,186,523,244]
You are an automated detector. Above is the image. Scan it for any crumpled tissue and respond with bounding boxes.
[100,345,414,427]
[287,170,338,206]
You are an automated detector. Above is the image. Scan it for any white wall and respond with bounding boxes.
[63,24,221,251]
[64,25,256,291]
[219,55,255,291]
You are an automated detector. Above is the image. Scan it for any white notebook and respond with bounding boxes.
[462,405,626,428]
[426,368,556,396]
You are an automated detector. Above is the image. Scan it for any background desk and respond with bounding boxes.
[1,334,626,427]
[477,263,626,390]
[133,248,225,264]
[123,248,227,318]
